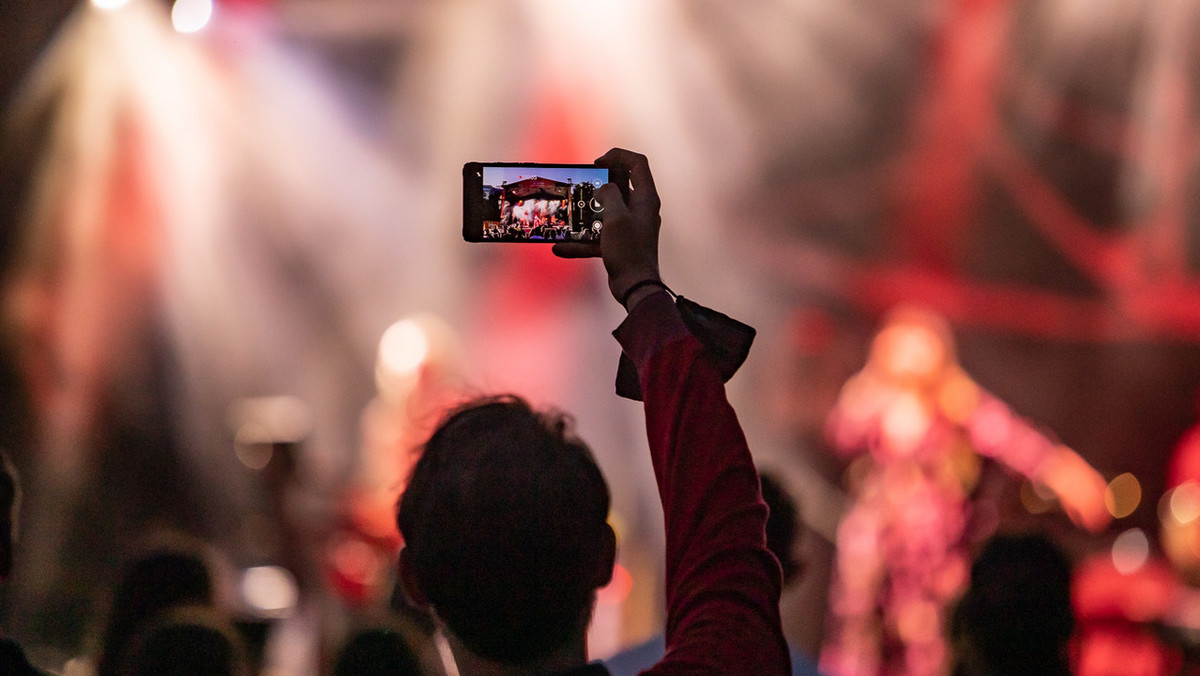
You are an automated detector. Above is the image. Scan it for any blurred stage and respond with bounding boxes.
[4,0,1200,673]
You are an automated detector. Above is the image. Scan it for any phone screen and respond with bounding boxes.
[463,162,610,242]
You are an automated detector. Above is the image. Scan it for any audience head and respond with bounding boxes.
[0,449,20,581]
[96,533,221,676]
[760,472,802,585]
[397,395,614,665]
[950,532,1074,676]
[334,625,423,676]
[118,605,248,676]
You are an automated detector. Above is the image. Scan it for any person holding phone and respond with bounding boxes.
[397,148,790,675]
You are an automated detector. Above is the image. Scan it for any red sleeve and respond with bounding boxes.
[614,292,791,676]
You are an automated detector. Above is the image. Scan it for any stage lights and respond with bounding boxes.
[240,565,299,619]
[1020,479,1056,516]
[1105,472,1142,519]
[1168,481,1200,525]
[373,313,462,411]
[172,0,213,33]
[597,564,633,605]
[92,0,213,33]
[379,319,430,382]
[1112,528,1150,575]
[1161,482,1200,583]
[228,396,314,470]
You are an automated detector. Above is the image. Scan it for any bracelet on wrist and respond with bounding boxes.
[619,279,673,308]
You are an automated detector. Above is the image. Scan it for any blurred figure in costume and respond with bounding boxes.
[821,306,1109,676]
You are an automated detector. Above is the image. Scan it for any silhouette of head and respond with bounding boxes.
[119,605,248,676]
[950,532,1073,675]
[334,626,423,676]
[397,395,614,664]
[96,534,218,676]
[0,450,19,581]
[760,472,803,584]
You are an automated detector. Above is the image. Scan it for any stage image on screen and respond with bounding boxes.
[481,166,609,242]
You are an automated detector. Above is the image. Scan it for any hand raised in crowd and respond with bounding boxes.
[554,148,663,308]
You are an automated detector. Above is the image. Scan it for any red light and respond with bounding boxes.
[597,563,633,605]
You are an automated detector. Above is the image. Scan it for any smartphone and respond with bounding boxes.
[463,162,610,242]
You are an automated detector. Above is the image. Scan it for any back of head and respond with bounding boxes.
[951,532,1073,675]
[397,395,612,665]
[0,449,19,580]
[759,472,801,585]
[334,626,423,676]
[118,605,248,676]
[97,534,217,676]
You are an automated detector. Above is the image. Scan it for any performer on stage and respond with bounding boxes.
[821,306,1109,676]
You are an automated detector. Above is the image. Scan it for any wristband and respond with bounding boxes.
[619,279,672,308]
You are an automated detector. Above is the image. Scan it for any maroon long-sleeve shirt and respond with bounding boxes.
[613,291,790,676]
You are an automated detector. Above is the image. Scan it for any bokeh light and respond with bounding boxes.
[228,396,314,446]
[1169,482,1200,525]
[91,0,130,10]
[379,319,430,380]
[1105,472,1142,519]
[1020,479,1055,515]
[171,0,212,33]
[597,563,633,605]
[1112,528,1150,575]
[330,535,384,591]
[233,424,273,471]
[241,566,299,619]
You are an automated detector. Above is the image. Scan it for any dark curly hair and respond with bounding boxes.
[397,395,612,664]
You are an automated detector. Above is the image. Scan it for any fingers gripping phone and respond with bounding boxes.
[463,162,611,242]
